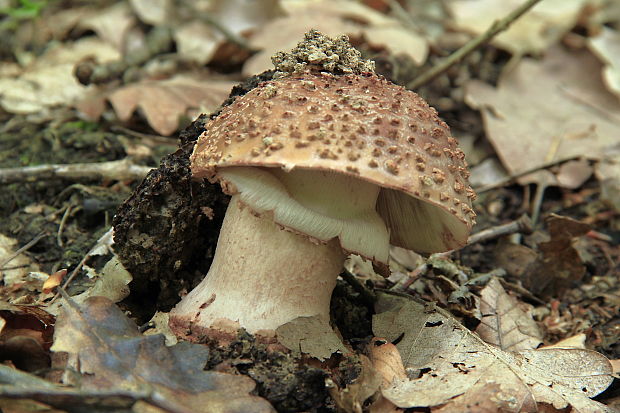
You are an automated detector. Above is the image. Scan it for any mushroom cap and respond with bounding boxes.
[191,70,476,253]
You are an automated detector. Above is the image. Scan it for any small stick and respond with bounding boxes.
[57,205,73,248]
[0,159,151,185]
[408,0,544,89]
[467,214,533,245]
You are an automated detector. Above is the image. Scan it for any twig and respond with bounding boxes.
[407,0,544,89]
[473,155,580,194]
[467,214,533,245]
[530,183,547,226]
[340,269,377,306]
[49,228,114,304]
[0,158,151,185]
[0,232,47,278]
[57,205,72,248]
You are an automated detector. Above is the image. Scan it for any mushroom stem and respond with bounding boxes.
[169,195,346,333]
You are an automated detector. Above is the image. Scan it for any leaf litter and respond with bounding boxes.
[50,295,274,413]
[1,0,620,411]
[372,292,614,411]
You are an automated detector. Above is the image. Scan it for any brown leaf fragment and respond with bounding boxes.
[476,277,543,352]
[555,158,593,189]
[372,292,614,411]
[329,354,382,413]
[0,303,54,372]
[523,214,590,298]
[588,27,620,101]
[276,315,348,360]
[368,338,407,386]
[51,296,274,413]
[449,0,589,55]
[85,76,236,136]
[465,46,620,176]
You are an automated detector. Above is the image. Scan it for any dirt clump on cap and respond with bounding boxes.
[272,29,375,78]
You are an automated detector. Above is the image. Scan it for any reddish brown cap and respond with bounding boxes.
[191,70,476,253]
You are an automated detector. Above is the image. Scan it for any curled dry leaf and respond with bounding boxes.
[465,46,620,176]
[449,0,589,55]
[329,354,382,413]
[77,76,237,136]
[588,27,620,101]
[372,292,614,412]
[368,338,407,387]
[476,278,543,352]
[41,269,67,295]
[51,296,274,413]
[0,302,54,373]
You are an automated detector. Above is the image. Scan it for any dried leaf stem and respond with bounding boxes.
[408,0,544,90]
[0,158,151,185]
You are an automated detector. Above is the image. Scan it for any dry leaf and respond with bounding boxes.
[0,234,40,286]
[465,46,620,176]
[595,154,620,212]
[372,292,613,411]
[523,214,591,298]
[368,338,407,386]
[0,37,120,114]
[51,296,274,412]
[476,278,543,351]
[79,2,135,51]
[243,0,427,76]
[276,315,348,360]
[544,333,587,350]
[0,303,54,373]
[449,0,588,55]
[173,21,224,65]
[588,27,620,101]
[41,269,67,294]
[329,354,382,413]
[555,158,593,189]
[79,76,236,135]
[130,0,170,25]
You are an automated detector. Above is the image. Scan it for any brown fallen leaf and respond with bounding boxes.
[276,315,348,360]
[465,46,620,176]
[329,354,382,413]
[476,278,542,352]
[243,0,427,76]
[78,2,136,52]
[523,214,591,298]
[0,302,54,373]
[372,292,614,412]
[368,338,407,387]
[50,295,274,412]
[595,153,620,212]
[0,37,119,114]
[588,27,620,101]
[78,76,236,136]
[449,0,589,55]
[41,269,67,294]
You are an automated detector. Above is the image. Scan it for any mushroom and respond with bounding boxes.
[169,32,476,340]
